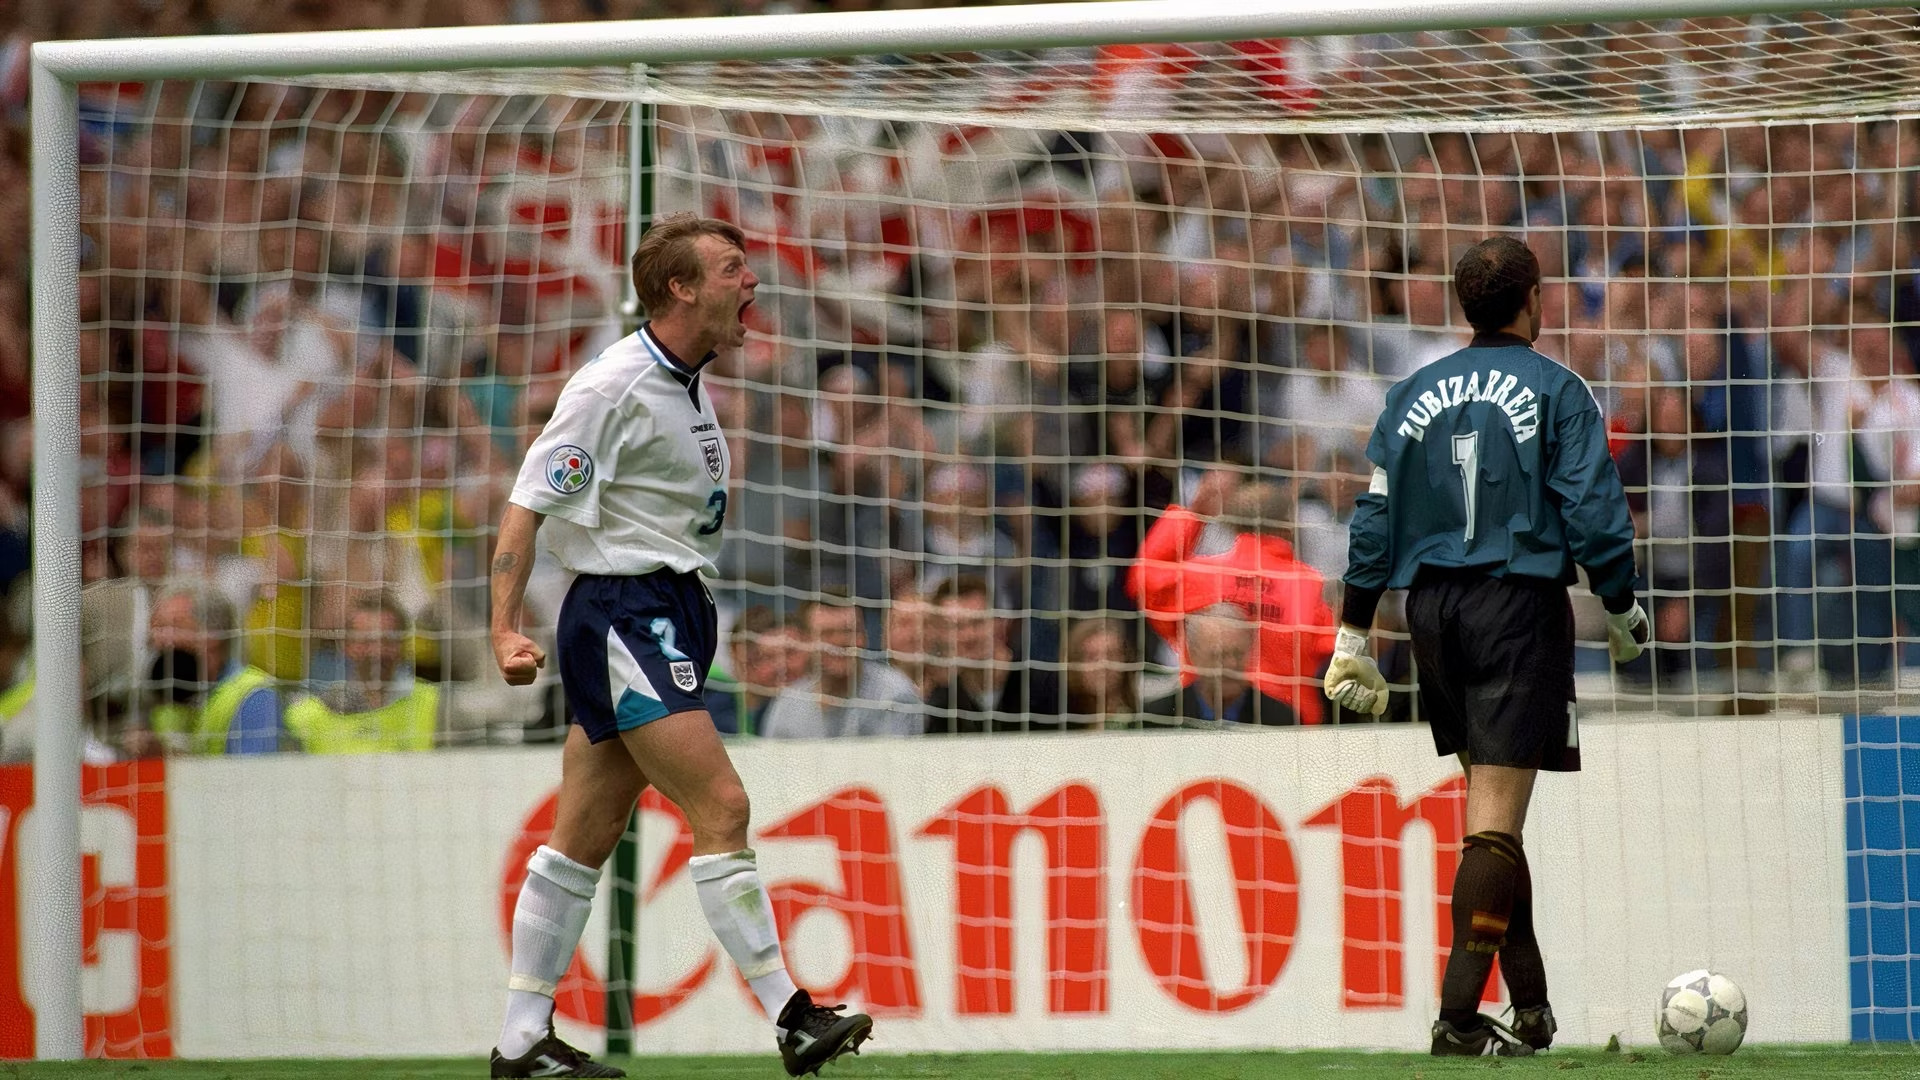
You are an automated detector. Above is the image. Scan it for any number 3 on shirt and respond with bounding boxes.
[697,489,728,536]
[1451,431,1479,543]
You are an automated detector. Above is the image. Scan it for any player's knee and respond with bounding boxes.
[581,808,631,867]
[697,780,751,847]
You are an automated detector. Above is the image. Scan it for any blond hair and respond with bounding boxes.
[630,213,747,315]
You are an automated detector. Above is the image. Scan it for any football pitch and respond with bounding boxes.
[7,1048,1920,1079]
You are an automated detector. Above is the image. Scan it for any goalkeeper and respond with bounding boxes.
[1325,237,1646,1058]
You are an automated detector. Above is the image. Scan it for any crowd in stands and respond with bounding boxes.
[3,1,1920,759]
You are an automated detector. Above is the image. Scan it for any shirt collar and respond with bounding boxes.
[640,322,716,382]
[1470,331,1535,349]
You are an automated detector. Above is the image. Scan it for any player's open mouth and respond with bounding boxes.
[737,299,752,323]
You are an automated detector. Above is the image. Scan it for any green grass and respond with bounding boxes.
[6,1047,1920,1080]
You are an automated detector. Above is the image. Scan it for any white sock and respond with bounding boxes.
[689,848,800,1033]
[499,845,601,1059]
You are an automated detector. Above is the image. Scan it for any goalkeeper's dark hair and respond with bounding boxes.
[1452,236,1541,334]
[631,212,748,315]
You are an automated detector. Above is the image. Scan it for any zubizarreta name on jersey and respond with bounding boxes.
[1395,368,1542,444]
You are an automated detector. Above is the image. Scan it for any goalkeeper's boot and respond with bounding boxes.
[490,1027,625,1078]
[777,989,874,1077]
[1430,1014,1534,1057]
[1510,1004,1558,1051]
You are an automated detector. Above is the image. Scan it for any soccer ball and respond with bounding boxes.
[1656,969,1748,1055]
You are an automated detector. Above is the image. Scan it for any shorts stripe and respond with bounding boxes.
[608,628,668,730]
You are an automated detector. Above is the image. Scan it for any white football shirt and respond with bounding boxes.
[510,325,732,576]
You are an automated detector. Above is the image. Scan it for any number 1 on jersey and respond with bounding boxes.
[1451,431,1480,543]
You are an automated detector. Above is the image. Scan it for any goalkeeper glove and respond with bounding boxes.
[1323,624,1388,717]
[1606,601,1650,664]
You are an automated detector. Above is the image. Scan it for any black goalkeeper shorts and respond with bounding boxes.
[1405,569,1580,773]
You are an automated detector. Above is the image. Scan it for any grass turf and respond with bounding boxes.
[5,1047,1920,1080]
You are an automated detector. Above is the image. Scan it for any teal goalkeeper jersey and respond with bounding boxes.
[1342,332,1639,604]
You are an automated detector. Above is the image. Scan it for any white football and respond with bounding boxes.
[1656,969,1748,1055]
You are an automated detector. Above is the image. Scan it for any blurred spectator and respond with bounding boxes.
[924,573,1064,733]
[0,576,37,760]
[1063,463,1144,617]
[142,579,283,756]
[2,576,120,764]
[1850,321,1920,674]
[709,605,794,736]
[285,592,438,753]
[819,361,936,504]
[884,589,935,701]
[0,419,26,590]
[912,463,1018,606]
[759,591,920,739]
[1060,618,1141,730]
[1128,470,1336,724]
[1772,313,1898,687]
[1143,603,1300,727]
[1616,385,1733,688]
[234,444,314,682]
[718,390,841,615]
[1143,350,1256,468]
[194,277,354,471]
[1293,447,1372,588]
[1274,325,1387,475]
[1085,309,1172,472]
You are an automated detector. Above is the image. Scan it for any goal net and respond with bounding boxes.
[25,0,1920,1060]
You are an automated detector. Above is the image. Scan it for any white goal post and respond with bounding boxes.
[26,0,1903,1060]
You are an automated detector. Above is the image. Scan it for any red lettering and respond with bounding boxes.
[918,784,1106,1015]
[81,760,171,1058]
[500,789,714,1030]
[1304,775,1500,1009]
[758,787,920,1015]
[0,761,172,1059]
[1131,780,1297,1012]
[0,764,33,1057]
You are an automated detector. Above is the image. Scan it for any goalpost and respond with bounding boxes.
[26,0,1918,1060]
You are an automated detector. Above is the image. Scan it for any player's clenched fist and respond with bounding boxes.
[1323,624,1389,717]
[493,630,546,685]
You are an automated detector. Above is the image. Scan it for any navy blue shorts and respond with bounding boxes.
[557,570,718,743]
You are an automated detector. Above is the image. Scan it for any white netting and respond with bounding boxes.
[282,11,1920,132]
[62,12,1920,763]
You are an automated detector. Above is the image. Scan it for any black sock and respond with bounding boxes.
[1439,830,1522,1028]
[1501,845,1549,1010]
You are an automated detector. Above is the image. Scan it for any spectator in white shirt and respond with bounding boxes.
[759,590,921,739]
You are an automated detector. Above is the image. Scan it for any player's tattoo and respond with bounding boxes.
[491,551,519,575]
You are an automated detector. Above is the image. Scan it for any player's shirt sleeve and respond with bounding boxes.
[510,380,626,529]
[1545,374,1638,604]
[1338,418,1394,629]
[1343,419,1394,594]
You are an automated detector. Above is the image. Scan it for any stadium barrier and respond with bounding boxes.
[1,719,1850,1058]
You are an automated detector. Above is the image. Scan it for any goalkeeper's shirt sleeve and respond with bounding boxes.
[1546,376,1639,608]
[1340,421,1393,629]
